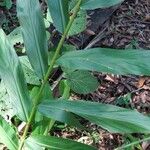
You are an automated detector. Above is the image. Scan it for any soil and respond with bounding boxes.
[0,0,150,149]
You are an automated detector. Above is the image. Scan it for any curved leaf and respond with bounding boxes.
[57,48,150,75]
[38,100,150,133]
[81,0,124,10]
[0,116,18,150]
[47,0,69,33]
[0,29,32,121]
[25,135,96,150]
[17,0,48,79]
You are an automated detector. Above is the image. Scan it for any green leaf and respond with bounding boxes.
[57,48,150,76]
[38,100,150,133]
[19,56,41,85]
[31,85,53,135]
[39,105,85,130]
[66,70,99,94]
[68,9,86,36]
[0,116,18,150]
[81,0,124,10]
[47,0,69,33]
[17,0,48,79]
[25,135,96,150]
[0,29,32,121]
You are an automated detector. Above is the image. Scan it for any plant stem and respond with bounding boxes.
[18,1,82,149]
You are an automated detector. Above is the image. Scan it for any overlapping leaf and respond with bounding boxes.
[19,56,40,85]
[68,9,86,36]
[66,70,99,94]
[38,100,150,133]
[0,116,18,150]
[0,29,32,121]
[57,48,150,75]
[25,135,96,150]
[47,0,69,33]
[81,0,124,10]
[17,0,48,79]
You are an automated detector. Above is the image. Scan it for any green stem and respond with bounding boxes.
[18,1,82,150]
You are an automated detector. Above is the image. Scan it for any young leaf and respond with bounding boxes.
[81,0,124,10]
[57,48,150,76]
[25,135,96,150]
[66,70,99,94]
[0,29,32,121]
[17,0,48,79]
[0,116,18,150]
[47,0,69,33]
[38,100,150,133]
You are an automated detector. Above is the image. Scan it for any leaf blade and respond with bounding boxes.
[25,135,96,150]
[57,48,150,75]
[0,116,18,150]
[66,70,99,94]
[81,0,124,10]
[47,0,69,33]
[0,29,32,121]
[38,100,150,133]
[17,0,48,79]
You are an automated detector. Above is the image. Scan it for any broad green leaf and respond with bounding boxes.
[0,29,32,121]
[57,48,150,75]
[25,135,96,150]
[19,56,41,85]
[47,0,69,33]
[68,9,86,36]
[81,0,124,10]
[66,70,99,94]
[39,100,150,133]
[0,81,15,121]
[0,116,18,150]
[35,84,84,130]
[17,0,48,79]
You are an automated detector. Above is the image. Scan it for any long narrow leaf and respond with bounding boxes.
[57,48,150,75]
[47,0,69,33]
[0,29,32,121]
[38,100,150,133]
[0,116,18,150]
[17,0,48,79]
[25,135,96,150]
[81,0,124,10]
